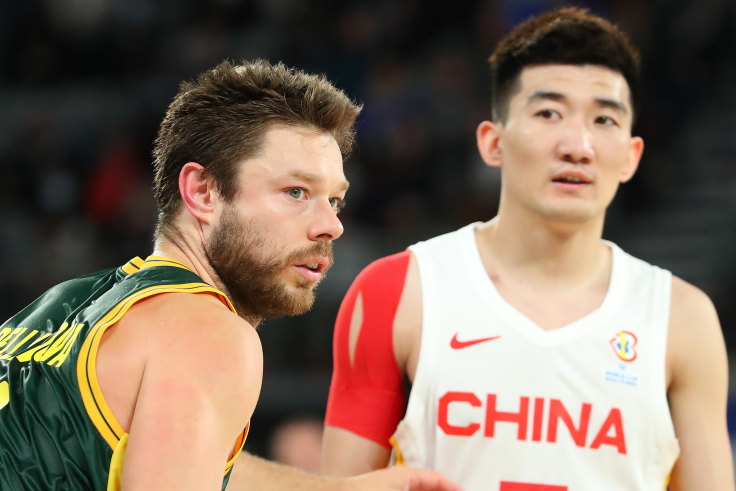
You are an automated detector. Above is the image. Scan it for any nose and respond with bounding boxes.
[307,200,344,242]
[556,118,595,164]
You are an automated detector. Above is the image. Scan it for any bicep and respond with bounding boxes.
[122,368,232,490]
[321,426,392,476]
[667,278,734,490]
[121,303,262,490]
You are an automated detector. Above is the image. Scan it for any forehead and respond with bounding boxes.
[242,125,345,180]
[260,125,341,161]
[514,64,632,110]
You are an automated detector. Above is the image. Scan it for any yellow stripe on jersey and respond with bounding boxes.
[136,256,237,314]
[139,256,191,271]
[389,436,406,466]
[121,257,144,275]
[106,433,128,491]
[0,381,8,411]
[225,423,250,474]
[77,282,236,450]
[140,256,237,312]
[105,426,251,488]
[137,256,235,312]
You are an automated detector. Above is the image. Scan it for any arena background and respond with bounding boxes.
[1,0,734,467]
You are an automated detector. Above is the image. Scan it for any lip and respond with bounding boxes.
[551,169,593,185]
[293,256,329,283]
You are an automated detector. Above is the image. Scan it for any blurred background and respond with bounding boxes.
[1,0,734,469]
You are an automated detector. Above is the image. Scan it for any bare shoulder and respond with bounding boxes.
[133,292,261,355]
[130,292,263,407]
[114,292,263,489]
[98,291,263,437]
[665,280,733,490]
[667,275,725,388]
[668,275,721,352]
[669,275,719,324]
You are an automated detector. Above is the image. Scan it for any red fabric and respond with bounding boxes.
[325,251,411,448]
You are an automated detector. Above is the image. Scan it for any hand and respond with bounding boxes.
[341,465,462,491]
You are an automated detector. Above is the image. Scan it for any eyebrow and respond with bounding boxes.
[287,170,350,192]
[528,90,628,114]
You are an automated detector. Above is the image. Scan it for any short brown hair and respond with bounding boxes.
[152,59,362,238]
[489,7,640,123]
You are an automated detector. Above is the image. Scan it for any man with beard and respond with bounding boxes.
[0,60,460,491]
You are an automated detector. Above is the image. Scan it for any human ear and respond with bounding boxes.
[619,136,644,183]
[476,120,503,168]
[178,162,218,224]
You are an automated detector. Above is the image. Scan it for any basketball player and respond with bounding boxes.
[0,60,459,491]
[321,8,733,490]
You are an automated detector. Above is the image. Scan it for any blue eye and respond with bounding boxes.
[287,188,305,199]
[329,197,346,212]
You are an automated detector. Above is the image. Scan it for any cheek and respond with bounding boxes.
[254,213,298,250]
[255,193,308,221]
[500,127,551,177]
[596,139,633,179]
[506,121,552,156]
[237,194,308,244]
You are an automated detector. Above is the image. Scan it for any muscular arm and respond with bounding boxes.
[228,452,460,491]
[120,293,262,491]
[321,251,422,476]
[667,276,734,490]
[322,426,393,476]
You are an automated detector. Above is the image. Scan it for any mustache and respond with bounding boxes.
[284,242,334,269]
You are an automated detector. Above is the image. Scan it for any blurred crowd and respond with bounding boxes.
[1,0,735,457]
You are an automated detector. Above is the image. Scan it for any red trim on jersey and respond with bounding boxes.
[325,250,411,448]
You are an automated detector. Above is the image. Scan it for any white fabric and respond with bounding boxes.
[393,223,680,491]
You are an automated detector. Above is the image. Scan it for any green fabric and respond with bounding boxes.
[0,258,234,490]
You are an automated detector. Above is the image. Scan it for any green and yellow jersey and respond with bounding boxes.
[0,256,248,490]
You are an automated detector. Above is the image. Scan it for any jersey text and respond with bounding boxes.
[438,391,626,454]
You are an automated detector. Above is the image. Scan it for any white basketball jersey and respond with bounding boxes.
[392,223,680,491]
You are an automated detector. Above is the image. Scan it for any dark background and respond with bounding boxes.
[1,0,734,463]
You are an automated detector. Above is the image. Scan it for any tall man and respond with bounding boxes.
[322,8,733,490]
[0,59,459,491]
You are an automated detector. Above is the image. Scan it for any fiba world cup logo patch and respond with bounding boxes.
[610,330,637,362]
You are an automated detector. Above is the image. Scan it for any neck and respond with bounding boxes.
[151,224,263,327]
[476,206,609,286]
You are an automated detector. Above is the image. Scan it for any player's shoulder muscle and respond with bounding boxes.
[668,275,720,341]
[135,291,263,403]
[667,275,725,387]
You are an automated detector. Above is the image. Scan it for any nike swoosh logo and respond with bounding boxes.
[450,333,502,349]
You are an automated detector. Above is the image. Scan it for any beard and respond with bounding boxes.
[206,205,333,325]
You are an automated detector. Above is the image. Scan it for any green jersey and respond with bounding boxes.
[0,256,248,490]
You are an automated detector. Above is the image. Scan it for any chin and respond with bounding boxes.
[542,205,599,225]
[285,288,317,315]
